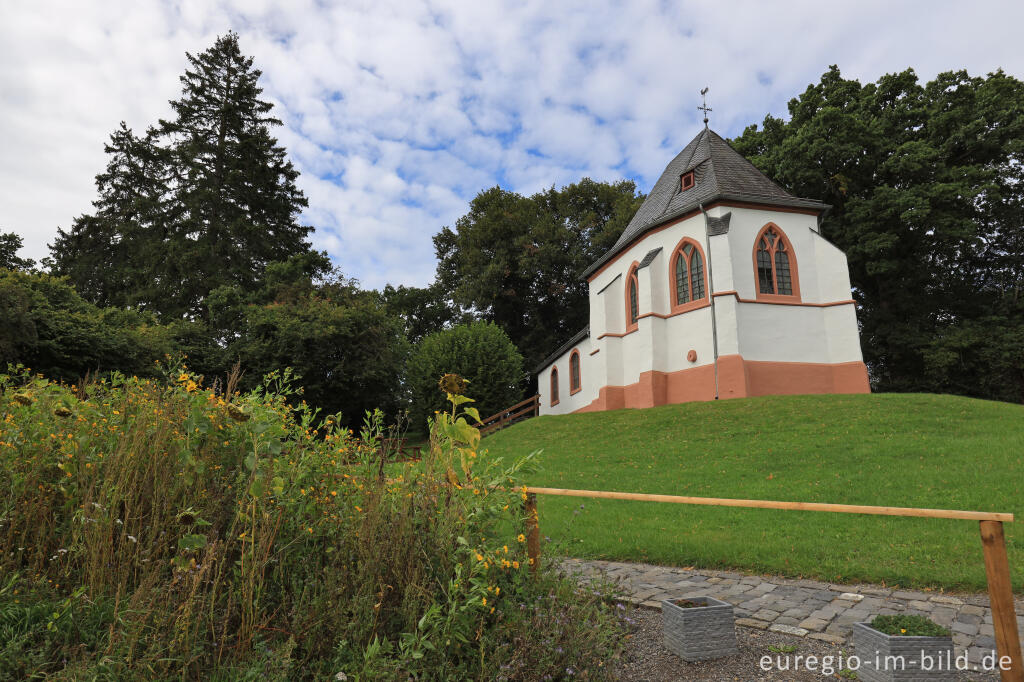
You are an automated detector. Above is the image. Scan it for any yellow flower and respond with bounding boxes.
[517,534,526,543]
[481,596,487,606]
[475,553,484,562]
[900,628,907,634]
[512,561,519,569]
[330,491,337,496]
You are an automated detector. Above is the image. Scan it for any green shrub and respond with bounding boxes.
[408,322,524,431]
[869,615,951,637]
[0,366,620,679]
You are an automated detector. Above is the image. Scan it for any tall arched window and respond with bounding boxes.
[550,367,559,406]
[671,239,707,310]
[569,350,581,394]
[625,264,640,331]
[754,224,799,299]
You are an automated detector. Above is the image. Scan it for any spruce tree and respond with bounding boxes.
[49,32,322,319]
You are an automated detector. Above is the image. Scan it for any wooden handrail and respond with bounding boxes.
[521,486,1022,681]
[524,487,1014,522]
[480,395,539,425]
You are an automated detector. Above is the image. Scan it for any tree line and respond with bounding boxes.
[3,33,1022,425]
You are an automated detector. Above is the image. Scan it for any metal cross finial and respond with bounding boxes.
[698,87,712,127]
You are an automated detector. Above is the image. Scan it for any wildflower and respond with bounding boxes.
[330,491,337,497]
[517,534,526,543]
[307,527,313,533]
[481,597,487,606]
[226,403,250,422]
[512,561,519,569]
[438,373,468,395]
[900,628,907,634]
[475,553,484,562]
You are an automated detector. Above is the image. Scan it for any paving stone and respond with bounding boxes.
[798,617,830,632]
[858,586,893,597]
[752,609,781,621]
[769,623,809,636]
[891,589,931,601]
[951,621,979,636]
[781,607,811,619]
[735,617,770,630]
[956,612,983,626]
[974,635,996,650]
[563,558,1006,663]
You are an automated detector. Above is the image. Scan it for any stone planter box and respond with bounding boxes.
[661,596,737,661]
[852,622,956,681]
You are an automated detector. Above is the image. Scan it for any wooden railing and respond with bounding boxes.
[522,487,1023,682]
[480,395,540,437]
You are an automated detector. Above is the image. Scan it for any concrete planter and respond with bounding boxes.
[661,596,737,661]
[852,622,956,681]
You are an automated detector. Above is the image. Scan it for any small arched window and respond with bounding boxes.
[626,265,640,331]
[672,240,707,308]
[550,367,559,406]
[754,224,798,298]
[569,350,581,394]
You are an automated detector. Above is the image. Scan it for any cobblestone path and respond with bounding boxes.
[564,558,1024,666]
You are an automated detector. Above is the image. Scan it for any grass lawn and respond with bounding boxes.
[482,393,1024,592]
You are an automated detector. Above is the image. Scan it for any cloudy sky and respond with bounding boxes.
[2,1,1022,289]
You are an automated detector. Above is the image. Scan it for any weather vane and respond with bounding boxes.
[698,87,712,127]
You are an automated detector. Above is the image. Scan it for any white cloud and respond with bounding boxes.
[2,0,1023,289]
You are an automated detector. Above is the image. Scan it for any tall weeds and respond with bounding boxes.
[0,365,622,680]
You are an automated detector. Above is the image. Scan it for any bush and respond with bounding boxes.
[408,323,524,432]
[0,366,621,679]
[0,269,175,381]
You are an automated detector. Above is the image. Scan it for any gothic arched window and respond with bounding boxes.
[672,239,707,309]
[550,367,559,406]
[626,265,640,331]
[569,350,581,394]
[754,224,799,299]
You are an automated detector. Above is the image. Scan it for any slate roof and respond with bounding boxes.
[582,128,828,278]
[535,325,589,374]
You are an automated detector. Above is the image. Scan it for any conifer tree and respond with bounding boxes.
[49,32,323,319]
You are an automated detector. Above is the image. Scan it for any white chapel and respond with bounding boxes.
[536,126,870,415]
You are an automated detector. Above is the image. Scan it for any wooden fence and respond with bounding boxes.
[522,487,1023,682]
[479,394,539,437]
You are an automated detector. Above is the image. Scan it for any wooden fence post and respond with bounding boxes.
[525,492,540,577]
[980,520,1024,682]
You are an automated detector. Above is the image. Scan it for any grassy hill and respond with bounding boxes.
[483,393,1024,592]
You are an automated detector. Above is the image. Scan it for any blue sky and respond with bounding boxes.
[2,0,1023,289]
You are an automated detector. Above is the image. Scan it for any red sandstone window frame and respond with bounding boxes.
[569,350,581,394]
[669,237,709,313]
[752,223,801,302]
[625,263,640,332]
[550,366,559,406]
[680,171,694,191]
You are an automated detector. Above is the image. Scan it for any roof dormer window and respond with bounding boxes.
[680,171,694,191]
